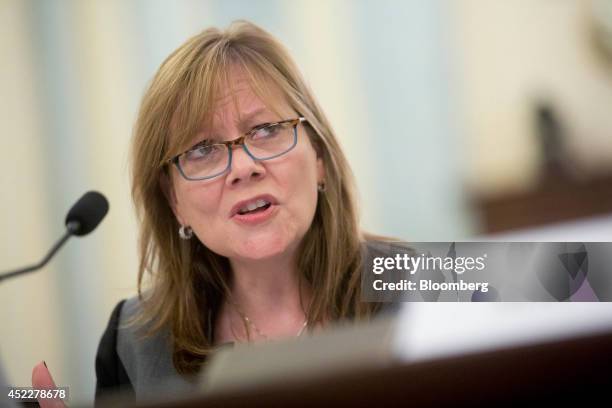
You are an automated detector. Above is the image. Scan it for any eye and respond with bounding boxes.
[184,144,223,161]
[250,123,282,140]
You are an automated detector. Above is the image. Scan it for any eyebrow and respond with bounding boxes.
[189,106,277,149]
[237,106,269,128]
[188,138,215,150]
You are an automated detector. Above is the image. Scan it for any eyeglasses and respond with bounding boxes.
[168,117,306,181]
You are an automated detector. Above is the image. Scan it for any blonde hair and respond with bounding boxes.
[131,20,380,376]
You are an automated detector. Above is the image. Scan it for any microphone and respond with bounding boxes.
[0,191,109,283]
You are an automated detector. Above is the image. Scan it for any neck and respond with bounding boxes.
[228,253,308,318]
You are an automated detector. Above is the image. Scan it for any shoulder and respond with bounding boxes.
[95,295,185,403]
[362,238,416,258]
[95,299,134,402]
[114,295,171,387]
[361,238,414,313]
[113,295,199,400]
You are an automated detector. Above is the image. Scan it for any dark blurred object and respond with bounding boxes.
[473,102,612,233]
[0,191,109,282]
[475,173,612,233]
[535,103,571,180]
[119,330,612,408]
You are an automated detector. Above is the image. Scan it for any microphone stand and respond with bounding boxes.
[0,221,80,283]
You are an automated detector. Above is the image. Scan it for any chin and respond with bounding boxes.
[233,234,294,261]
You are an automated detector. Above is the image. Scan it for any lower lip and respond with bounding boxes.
[232,204,278,225]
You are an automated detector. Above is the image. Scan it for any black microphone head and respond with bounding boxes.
[65,191,109,236]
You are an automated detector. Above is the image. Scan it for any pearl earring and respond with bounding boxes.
[317,182,326,192]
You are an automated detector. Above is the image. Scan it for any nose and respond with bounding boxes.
[226,145,265,187]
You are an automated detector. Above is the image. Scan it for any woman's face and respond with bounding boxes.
[168,71,324,264]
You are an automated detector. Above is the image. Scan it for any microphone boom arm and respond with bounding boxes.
[0,221,80,283]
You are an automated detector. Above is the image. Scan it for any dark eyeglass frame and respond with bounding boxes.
[168,117,306,181]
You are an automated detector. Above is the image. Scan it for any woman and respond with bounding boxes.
[33,20,394,405]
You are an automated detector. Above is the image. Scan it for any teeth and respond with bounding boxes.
[239,199,270,214]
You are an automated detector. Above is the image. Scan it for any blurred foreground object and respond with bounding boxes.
[202,317,395,394]
[101,303,612,407]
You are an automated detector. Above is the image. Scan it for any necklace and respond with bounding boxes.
[229,301,308,341]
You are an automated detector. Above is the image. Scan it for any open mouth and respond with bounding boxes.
[237,199,272,215]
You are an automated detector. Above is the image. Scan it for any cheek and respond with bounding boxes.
[175,180,224,225]
[281,151,320,222]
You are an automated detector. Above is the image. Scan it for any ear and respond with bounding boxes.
[159,171,186,226]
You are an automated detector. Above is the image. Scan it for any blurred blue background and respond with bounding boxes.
[1,0,612,404]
